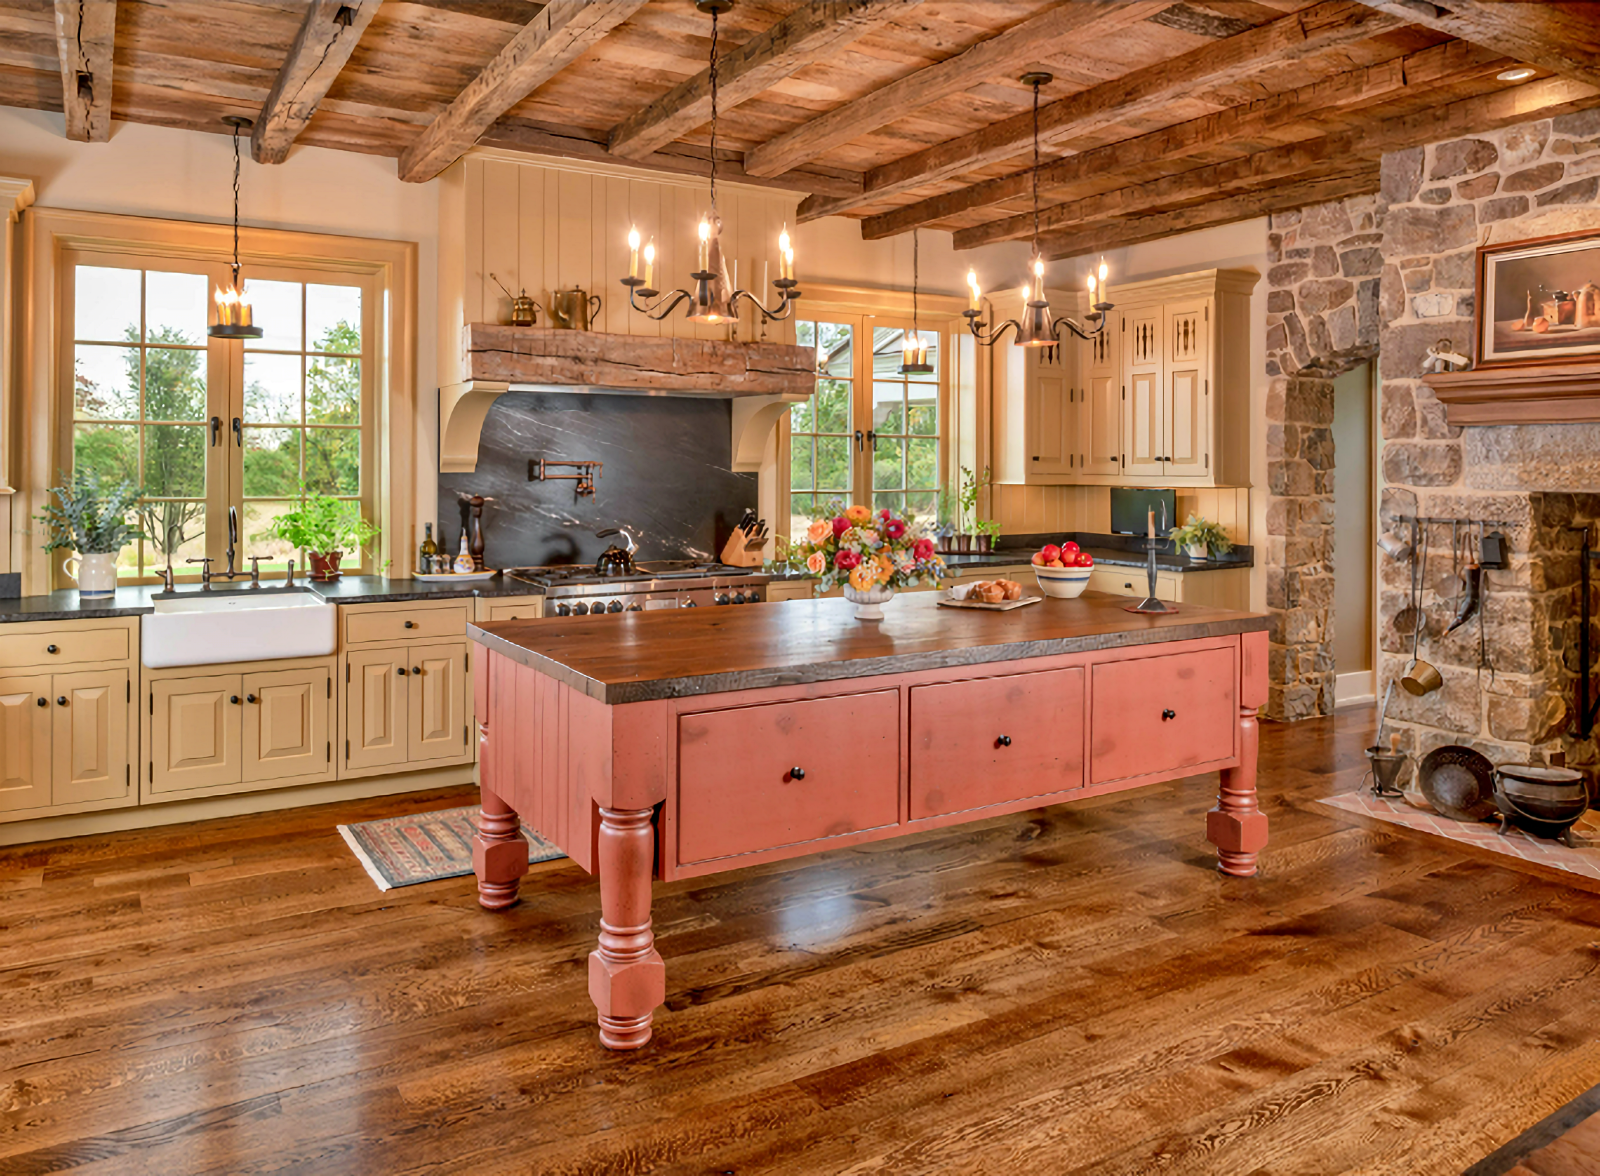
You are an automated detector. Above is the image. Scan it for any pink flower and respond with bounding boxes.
[884,518,906,540]
[805,551,825,574]
[914,537,935,560]
[880,508,892,519]
[835,550,861,570]
[806,519,831,544]
[832,516,850,537]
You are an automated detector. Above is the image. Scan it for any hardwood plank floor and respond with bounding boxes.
[4,709,1600,1175]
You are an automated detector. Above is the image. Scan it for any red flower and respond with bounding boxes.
[884,518,907,540]
[835,550,861,570]
[914,538,935,560]
[832,516,850,537]
[880,508,892,519]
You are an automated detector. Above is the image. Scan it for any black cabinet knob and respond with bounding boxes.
[411,666,421,676]
[246,694,257,703]
[997,735,1012,747]
[230,695,240,704]
[396,667,407,676]
[789,766,806,781]
[35,697,46,707]
[403,620,416,629]
[1161,708,1176,720]
[56,696,67,706]
[45,644,58,654]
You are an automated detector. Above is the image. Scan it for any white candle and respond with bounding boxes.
[643,240,655,288]
[698,218,710,271]
[627,225,640,279]
[967,270,979,312]
[1147,507,1155,540]
[778,225,791,279]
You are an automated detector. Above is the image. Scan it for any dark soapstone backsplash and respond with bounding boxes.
[435,391,758,569]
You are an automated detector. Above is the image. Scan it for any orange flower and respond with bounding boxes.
[874,554,895,583]
[845,504,872,525]
[805,551,826,574]
[849,563,877,592]
[806,519,831,544]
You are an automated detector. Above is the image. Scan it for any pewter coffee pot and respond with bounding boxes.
[550,286,602,331]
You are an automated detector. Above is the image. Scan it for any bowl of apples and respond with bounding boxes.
[1031,542,1094,598]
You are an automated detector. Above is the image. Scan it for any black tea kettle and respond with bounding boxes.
[594,528,637,577]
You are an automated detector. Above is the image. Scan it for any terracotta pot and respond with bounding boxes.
[954,534,972,553]
[308,550,344,581]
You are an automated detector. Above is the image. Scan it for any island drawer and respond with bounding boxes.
[676,690,900,865]
[1089,647,1236,784]
[343,604,469,646]
[0,626,129,668]
[908,668,1084,820]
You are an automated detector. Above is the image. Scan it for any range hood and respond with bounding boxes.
[440,323,815,473]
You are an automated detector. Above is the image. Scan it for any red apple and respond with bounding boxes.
[1047,558,1065,568]
[1031,552,1048,566]
[1075,552,1094,567]
[1040,544,1061,563]
[1060,541,1080,559]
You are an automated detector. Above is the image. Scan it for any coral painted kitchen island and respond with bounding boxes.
[467,591,1270,1049]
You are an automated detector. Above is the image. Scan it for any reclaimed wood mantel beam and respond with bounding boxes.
[861,38,1505,241]
[1353,0,1600,89]
[52,0,115,142]
[740,1,1164,180]
[252,0,383,164]
[399,0,648,184]
[798,0,1400,222]
[609,0,920,161]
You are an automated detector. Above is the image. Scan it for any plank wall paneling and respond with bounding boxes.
[993,485,1251,543]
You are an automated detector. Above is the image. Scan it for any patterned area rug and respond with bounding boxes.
[338,804,563,891]
[1318,789,1600,883]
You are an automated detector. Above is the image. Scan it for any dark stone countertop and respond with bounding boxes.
[768,536,1254,583]
[470,590,1268,704]
[0,575,545,623]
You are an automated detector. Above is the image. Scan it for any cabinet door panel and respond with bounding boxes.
[0,675,51,813]
[1124,367,1164,476]
[151,675,241,794]
[1028,347,1072,475]
[1165,301,1210,478]
[1090,647,1236,784]
[243,667,331,783]
[1081,372,1121,476]
[53,670,128,805]
[408,643,467,763]
[346,649,408,772]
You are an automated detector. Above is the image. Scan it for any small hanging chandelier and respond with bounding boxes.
[209,115,263,340]
[964,73,1112,348]
[621,0,799,325]
[900,228,932,375]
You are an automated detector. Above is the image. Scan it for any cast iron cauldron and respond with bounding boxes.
[1493,764,1589,846]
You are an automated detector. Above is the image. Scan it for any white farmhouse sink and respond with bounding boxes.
[141,589,337,668]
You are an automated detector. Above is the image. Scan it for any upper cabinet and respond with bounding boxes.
[990,268,1259,489]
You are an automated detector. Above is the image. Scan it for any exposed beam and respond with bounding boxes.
[1353,0,1600,89]
[862,38,1505,240]
[956,72,1600,250]
[398,0,647,184]
[741,0,1166,179]
[609,0,920,161]
[1036,170,1382,262]
[52,0,115,142]
[799,0,1401,221]
[252,0,382,164]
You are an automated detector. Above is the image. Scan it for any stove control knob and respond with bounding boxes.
[607,600,624,613]
[555,603,571,617]
[748,591,761,603]
[732,592,747,604]
[626,602,643,612]
[572,601,589,616]
[714,593,731,606]
[683,599,698,607]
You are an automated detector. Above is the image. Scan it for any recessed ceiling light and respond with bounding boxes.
[1498,67,1537,82]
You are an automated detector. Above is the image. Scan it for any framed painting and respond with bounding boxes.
[1478,230,1600,367]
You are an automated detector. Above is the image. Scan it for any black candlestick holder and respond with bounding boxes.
[1125,537,1179,614]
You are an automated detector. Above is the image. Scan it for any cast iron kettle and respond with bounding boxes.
[594,527,637,577]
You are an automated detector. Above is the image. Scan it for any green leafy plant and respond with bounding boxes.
[35,470,145,554]
[974,519,1002,539]
[260,494,379,557]
[1168,514,1233,556]
[956,465,992,532]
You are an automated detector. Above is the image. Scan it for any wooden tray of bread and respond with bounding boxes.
[937,577,1042,610]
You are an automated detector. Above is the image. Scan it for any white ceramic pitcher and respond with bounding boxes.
[64,551,119,599]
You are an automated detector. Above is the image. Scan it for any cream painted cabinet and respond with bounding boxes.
[0,674,52,813]
[53,670,130,805]
[1079,327,1121,477]
[991,288,1082,484]
[149,675,239,795]
[475,596,544,622]
[1088,566,1248,609]
[343,640,471,775]
[242,667,332,784]
[407,644,468,764]
[345,647,408,772]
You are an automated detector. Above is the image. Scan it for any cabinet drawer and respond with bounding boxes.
[909,668,1084,820]
[1090,647,1236,785]
[0,626,128,667]
[1086,569,1180,599]
[480,599,543,622]
[343,605,468,646]
[677,690,899,864]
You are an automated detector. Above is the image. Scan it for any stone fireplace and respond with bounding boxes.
[1264,107,1600,775]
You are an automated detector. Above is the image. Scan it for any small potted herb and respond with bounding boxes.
[36,470,144,599]
[956,465,992,553]
[261,495,379,581]
[1168,515,1233,561]
[973,519,1002,554]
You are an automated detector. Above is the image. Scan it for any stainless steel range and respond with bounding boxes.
[504,561,773,617]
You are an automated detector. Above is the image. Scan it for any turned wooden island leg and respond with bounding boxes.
[1208,704,1269,877]
[473,786,528,910]
[589,805,665,1050]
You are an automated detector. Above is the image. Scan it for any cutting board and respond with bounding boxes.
[936,594,1043,611]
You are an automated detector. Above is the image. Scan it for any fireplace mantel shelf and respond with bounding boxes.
[1424,363,1600,425]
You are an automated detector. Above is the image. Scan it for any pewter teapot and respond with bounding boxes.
[550,286,602,331]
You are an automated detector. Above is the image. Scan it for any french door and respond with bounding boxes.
[61,251,376,582]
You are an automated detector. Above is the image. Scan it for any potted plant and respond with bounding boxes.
[935,486,958,554]
[973,519,1002,554]
[35,470,144,599]
[1168,515,1234,561]
[956,465,992,553]
[790,501,945,620]
[262,495,380,581]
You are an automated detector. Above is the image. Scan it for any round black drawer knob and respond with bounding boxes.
[230,695,240,705]
[789,766,806,781]
[46,644,58,654]
[997,735,1012,747]
[35,697,46,708]
[56,696,67,706]
[412,666,422,676]
[403,620,416,629]
[246,694,257,704]
[396,667,407,676]
[1161,708,1176,720]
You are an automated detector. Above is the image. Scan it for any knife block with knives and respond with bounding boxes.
[721,510,768,568]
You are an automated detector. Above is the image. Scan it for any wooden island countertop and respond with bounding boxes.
[467,591,1271,1050]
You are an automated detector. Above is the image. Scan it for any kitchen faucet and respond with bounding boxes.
[186,506,260,587]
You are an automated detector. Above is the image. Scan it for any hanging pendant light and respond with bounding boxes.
[900,229,933,375]
[964,73,1112,348]
[621,0,800,325]
[209,115,264,340]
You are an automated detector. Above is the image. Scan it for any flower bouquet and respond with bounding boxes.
[791,502,946,619]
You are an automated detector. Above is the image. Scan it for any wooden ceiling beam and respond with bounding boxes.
[862,38,1505,241]
[1036,170,1382,262]
[52,0,115,142]
[609,0,920,162]
[1353,1,1600,89]
[398,0,647,184]
[958,71,1600,250]
[741,0,1166,180]
[252,0,383,164]
[799,0,1402,222]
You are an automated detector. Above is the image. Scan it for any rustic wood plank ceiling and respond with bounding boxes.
[2,0,1598,259]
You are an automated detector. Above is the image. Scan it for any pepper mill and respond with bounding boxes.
[467,495,486,571]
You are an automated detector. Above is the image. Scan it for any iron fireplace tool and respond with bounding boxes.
[1447,523,1481,635]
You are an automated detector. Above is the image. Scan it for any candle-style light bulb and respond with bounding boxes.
[783,246,795,283]
[1098,257,1109,283]
[1032,256,1045,301]
[1019,284,1032,303]
[1087,273,1097,295]
[643,239,656,288]
[778,225,792,279]
[627,225,640,279]
[967,269,980,312]
[698,218,711,271]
